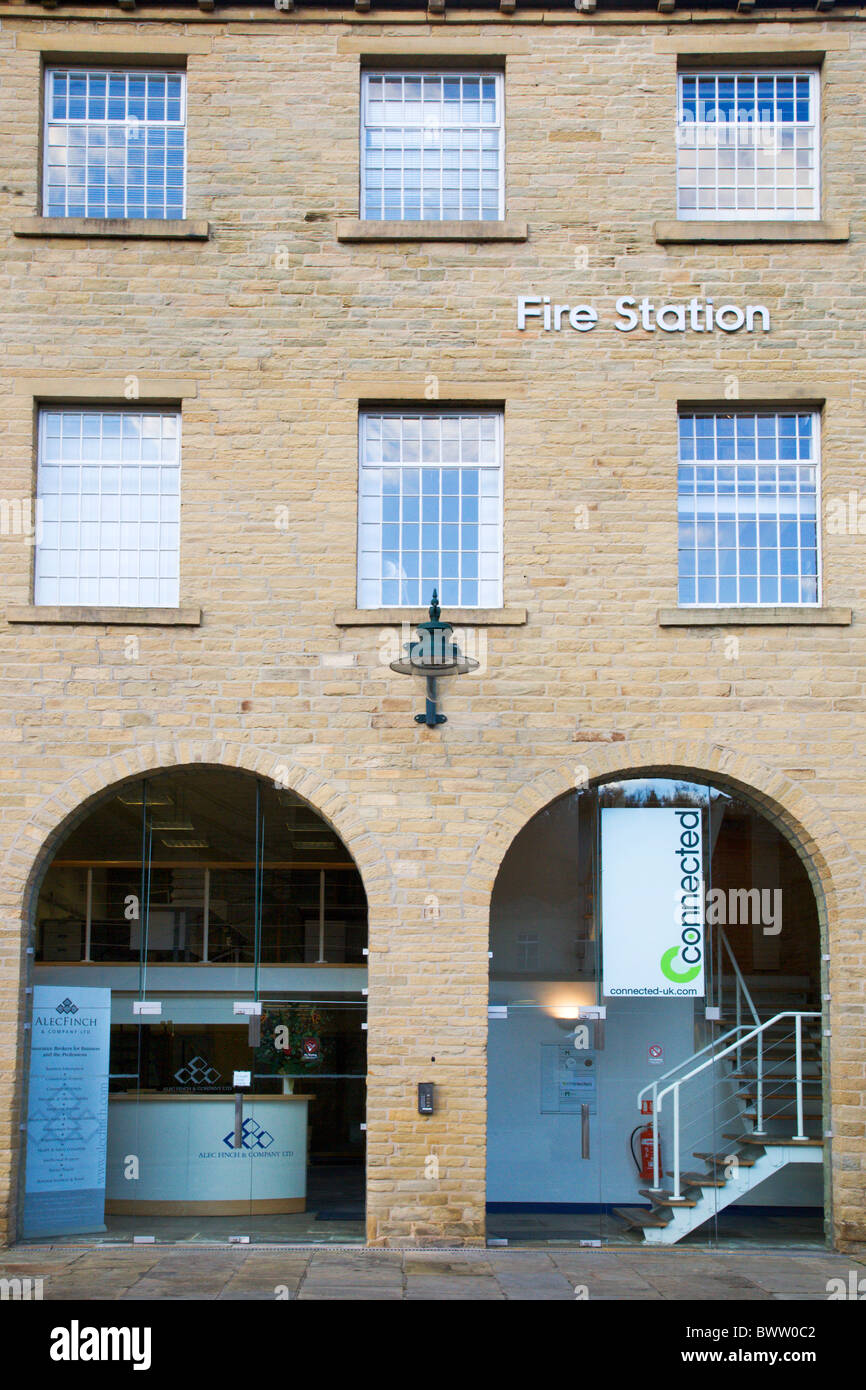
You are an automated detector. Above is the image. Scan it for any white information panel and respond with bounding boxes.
[601,807,705,999]
[22,985,111,1237]
[540,1045,597,1114]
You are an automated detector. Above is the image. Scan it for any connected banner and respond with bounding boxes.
[601,807,706,998]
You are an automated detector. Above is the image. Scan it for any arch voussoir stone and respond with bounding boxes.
[2,739,387,913]
[462,737,856,919]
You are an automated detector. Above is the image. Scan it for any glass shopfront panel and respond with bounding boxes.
[487,776,824,1249]
[22,767,368,1245]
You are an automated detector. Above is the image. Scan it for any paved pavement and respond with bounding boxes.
[1,1245,864,1300]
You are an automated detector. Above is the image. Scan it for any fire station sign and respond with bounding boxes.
[601,808,705,998]
[517,293,770,334]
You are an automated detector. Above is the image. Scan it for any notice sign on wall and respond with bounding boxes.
[21,985,111,1238]
[540,1045,597,1114]
[601,808,705,999]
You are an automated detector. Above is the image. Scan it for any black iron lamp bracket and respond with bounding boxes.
[388,590,480,728]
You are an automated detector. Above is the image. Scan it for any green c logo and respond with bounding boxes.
[660,946,701,984]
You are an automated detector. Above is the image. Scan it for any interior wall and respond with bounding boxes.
[487,987,696,1205]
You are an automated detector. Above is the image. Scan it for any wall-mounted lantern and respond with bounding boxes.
[389,590,479,727]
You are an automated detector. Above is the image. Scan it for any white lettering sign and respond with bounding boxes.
[517,294,769,334]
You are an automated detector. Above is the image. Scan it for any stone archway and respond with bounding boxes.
[464,738,853,942]
[0,739,392,1246]
[468,737,863,1250]
[3,739,390,925]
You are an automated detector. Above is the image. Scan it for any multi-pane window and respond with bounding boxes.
[358,411,503,608]
[678,412,819,607]
[677,71,819,220]
[35,410,181,608]
[361,71,503,221]
[44,68,186,219]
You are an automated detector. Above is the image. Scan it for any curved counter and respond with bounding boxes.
[105,1094,312,1215]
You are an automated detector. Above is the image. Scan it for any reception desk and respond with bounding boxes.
[105,1094,312,1215]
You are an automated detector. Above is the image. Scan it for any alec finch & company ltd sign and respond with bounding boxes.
[517,294,771,335]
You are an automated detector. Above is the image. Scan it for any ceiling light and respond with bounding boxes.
[117,792,173,807]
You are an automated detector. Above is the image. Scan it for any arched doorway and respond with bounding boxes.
[19,766,368,1245]
[487,774,825,1248]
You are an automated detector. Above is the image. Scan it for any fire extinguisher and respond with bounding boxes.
[630,1098,663,1184]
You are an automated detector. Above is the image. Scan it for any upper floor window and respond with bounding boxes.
[361,71,503,222]
[358,410,503,608]
[676,71,819,220]
[678,411,819,607]
[44,68,186,220]
[35,409,181,608]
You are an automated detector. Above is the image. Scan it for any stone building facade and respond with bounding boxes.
[0,0,863,1249]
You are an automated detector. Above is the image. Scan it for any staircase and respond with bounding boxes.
[613,1001,824,1244]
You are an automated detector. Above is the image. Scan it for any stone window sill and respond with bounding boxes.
[336,218,527,243]
[7,606,202,626]
[658,606,851,627]
[335,607,526,626]
[13,218,210,241]
[654,219,849,245]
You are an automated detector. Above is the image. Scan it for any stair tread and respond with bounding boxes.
[735,1046,821,1056]
[639,1188,699,1208]
[669,1171,726,1187]
[693,1151,758,1168]
[742,1105,820,1114]
[730,1073,821,1082]
[742,1112,819,1123]
[613,1206,672,1229]
[723,1133,823,1146]
[735,1025,821,1032]
[740,1106,822,1116]
[737,1089,820,1097]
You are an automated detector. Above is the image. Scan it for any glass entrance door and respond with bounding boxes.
[252,997,367,1240]
[486,788,603,1244]
[103,992,368,1243]
[106,993,259,1241]
[486,1000,604,1245]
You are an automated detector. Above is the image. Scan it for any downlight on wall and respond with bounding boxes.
[543,984,598,1021]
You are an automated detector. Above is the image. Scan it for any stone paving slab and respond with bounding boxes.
[0,1245,863,1300]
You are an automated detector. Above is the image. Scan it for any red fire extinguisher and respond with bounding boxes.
[631,1098,663,1184]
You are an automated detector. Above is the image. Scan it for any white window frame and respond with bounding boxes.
[42,65,188,220]
[360,69,505,222]
[676,410,822,609]
[34,407,183,609]
[357,407,504,610]
[676,68,821,221]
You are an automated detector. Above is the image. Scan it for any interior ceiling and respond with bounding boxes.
[54,770,353,864]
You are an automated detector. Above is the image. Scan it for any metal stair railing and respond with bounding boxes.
[716,927,760,1073]
[651,1065,750,1194]
[637,1021,751,1119]
[649,1011,820,1198]
[637,922,760,1146]
[741,1020,822,1138]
